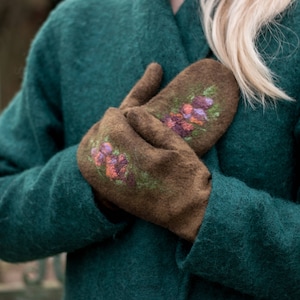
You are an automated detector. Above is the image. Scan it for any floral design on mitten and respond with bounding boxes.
[90,140,135,187]
[157,86,220,141]
[143,59,240,156]
[88,137,161,190]
[77,107,213,242]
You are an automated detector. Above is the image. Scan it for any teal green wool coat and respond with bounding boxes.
[0,0,300,299]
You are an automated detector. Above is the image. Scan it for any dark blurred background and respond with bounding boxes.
[0,0,61,111]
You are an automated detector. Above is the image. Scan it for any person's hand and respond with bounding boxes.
[118,62,163,113]
[77,58,239,237]
[77,107,211,242]
[136,59,239,156]
[85,63,163,222]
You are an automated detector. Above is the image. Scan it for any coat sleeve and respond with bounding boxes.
[176,131,300,299]
[0,10,126,263]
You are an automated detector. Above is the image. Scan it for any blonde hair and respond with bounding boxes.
[200,0,295,106]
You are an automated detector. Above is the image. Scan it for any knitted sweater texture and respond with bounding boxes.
[0,0,300,299]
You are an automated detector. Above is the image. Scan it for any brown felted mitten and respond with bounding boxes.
[89,63,163,221]
[77,107,211,242]
[132,59,239,156]
[117,62,163,113]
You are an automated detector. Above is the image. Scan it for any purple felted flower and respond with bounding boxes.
[92,140,136,187]
[100,142,113,155]
[105,153,131,183]
[192,108,208,121]
[115,154,128,178]
[192,96,213,110]
[176,120,194,137]
[162,113,194,138]
[95,152,106,166]
[189,108,208,126]
[91,147,106,166]
[105,154,119,179]
[162,115,176,129]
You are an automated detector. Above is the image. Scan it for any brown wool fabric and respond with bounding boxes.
[83,63,163,220]
[137,59,240,156]
[119,62,163,112]
[77,108,211,242]
[77,59,239,241]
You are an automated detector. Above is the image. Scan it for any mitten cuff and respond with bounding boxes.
[168,178,212,243]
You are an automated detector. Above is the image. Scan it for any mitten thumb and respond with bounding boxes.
[127,106,193,151]
[120,63,163,114]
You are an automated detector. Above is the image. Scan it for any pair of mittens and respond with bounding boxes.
[77,59,239,241]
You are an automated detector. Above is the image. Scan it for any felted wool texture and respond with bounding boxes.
[140,59,240,156]
[88,62,163,217]
[119,63,163,114]
[77,107,212,242]
[0,0,300,299]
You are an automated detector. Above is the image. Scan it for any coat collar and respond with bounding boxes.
[174,0,212,63]
[132,0,210,86]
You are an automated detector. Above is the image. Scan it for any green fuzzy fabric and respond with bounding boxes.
[0,0,300,299]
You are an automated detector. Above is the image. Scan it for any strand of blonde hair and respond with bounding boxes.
[200,0,295,106]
